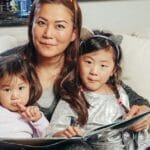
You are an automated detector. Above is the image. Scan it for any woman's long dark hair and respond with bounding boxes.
[1,0,89,125]
[28,0,89,125]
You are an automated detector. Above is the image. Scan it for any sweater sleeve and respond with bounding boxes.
[29,113,49,137]
[121,81,150,107]
[45,100,76,137]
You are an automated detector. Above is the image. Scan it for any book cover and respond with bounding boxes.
[0,111,149,148]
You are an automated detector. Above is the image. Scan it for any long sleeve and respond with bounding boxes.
[46,100,76,137]
[0,106,49,138]
[29,113,49,137]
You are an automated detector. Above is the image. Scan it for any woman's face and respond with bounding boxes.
[32,3,76,60]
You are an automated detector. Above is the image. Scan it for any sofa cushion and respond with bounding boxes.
[121,34,150,101]
[0,35,18,54]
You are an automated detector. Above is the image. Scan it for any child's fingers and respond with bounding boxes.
[73,127,82,136]
[15,102,26,112]
[53,131,68,138]
[53,126,82,138]
[10,101,25,112]
[63,129,74,138]
[66,126,79,137]
[64,126,82,138]
[22,106,41,121]
[28,106,38,116]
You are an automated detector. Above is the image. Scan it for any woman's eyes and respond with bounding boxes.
[56,24,65,30]
[36,19,66,30]
[85,61,92,64]
[36,20,46,26]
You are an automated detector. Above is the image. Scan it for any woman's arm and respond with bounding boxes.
[121,81,150,106]
[121,82,150,131]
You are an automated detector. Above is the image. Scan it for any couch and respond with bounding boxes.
[0,30,150,102]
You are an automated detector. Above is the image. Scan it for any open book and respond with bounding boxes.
[0,111,149,148]
[83,111,150,139]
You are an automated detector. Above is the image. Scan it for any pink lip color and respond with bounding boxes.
[40,41,57,46]
[88,77,98,82]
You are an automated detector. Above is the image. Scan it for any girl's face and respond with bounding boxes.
[32,3,76,60]
[79,49,115,93]
[0,75,30,112]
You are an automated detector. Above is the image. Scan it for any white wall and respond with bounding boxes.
[79,0,150,37]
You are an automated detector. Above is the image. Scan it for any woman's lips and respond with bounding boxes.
[40,41,57,46]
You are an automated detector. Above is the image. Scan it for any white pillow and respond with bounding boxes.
[0,35,18,54]
[121,34,150,101]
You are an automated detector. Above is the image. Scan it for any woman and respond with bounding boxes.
[1,0,149,142]
[2,0,81,121]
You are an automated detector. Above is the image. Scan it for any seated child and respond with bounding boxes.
[0,55,49,138]
[46,29,150,150]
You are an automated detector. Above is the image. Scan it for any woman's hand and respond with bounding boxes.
[53,126,83,138]
[125,105,150,132]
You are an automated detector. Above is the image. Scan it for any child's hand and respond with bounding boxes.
[13,102,42,122]
[125,105,150,132]
[21,105,42,122]
[53,126,82,138]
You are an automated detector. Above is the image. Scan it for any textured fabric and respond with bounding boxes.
[47,86,129,136]
[37,87,54,108]
[0,105,49,138]
[37,87,59,121]
[46,86,150,150]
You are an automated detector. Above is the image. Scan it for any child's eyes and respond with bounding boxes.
[19,86,25,90]
[3,88,11,92]
[101,64,109,68]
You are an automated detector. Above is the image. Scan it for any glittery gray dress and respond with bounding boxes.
[45,86,150,150]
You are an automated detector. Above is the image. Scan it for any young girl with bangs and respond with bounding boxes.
[0,55,49,138]
[47,29,150,150]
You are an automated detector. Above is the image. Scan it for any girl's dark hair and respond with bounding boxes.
[0,55,42,106]
[80,29,123,99]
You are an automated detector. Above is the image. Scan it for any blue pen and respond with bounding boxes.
[70,116,78,126]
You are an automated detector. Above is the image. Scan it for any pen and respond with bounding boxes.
[70,116,78,126]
